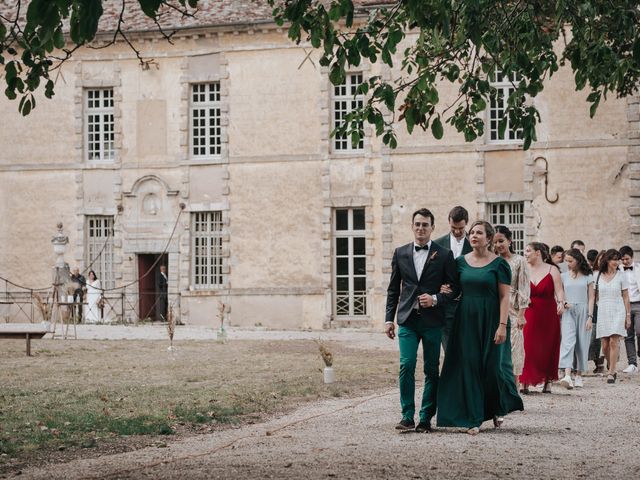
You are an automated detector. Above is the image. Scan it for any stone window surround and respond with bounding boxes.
[326,64,372,159]
[487,68,524,145]
[179,56,230,166]
[183,202,230,292]
[73,65,123,168]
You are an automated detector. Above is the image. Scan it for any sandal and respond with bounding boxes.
[493,416,504,429]
[467,427,479,435]
[520,384,530,395]
[542,382,552,394]
[606,374,616,384]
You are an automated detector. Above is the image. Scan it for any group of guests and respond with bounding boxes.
[384,206,633,435]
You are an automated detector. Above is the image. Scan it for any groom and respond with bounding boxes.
[385,208,459,433]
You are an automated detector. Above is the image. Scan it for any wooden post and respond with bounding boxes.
[26,332,31,356]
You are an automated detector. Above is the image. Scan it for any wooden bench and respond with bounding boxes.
[0,323,53,356]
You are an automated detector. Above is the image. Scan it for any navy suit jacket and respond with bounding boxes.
[385,241,459,327]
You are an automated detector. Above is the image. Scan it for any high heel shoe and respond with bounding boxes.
[542,381,552,394]
[493,416,504,428]
[519,384,530,394]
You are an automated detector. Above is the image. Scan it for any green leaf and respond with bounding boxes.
[329,64,345,85]
[139,0,163,18]
[405,107,416,134]
[431,116,443,139]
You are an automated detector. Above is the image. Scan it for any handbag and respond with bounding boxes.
[593,272,601,324]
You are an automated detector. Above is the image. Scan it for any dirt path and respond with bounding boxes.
[10,372,640,479]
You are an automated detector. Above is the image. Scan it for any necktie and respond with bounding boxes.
[624,266,633,271]
[415,244,429,251]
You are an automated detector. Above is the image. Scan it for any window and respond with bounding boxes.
[85,89,115,161]
[334,208,367,316]
[85,216,115,289]
[192,211,224,288]
[488,68,523,142]
[332,73,364,152]
[190,83,221,158]
[488,202,525,254]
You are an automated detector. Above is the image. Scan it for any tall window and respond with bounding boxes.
[190,83,221,158]
[85,88,115,161]
[334,208,367,316]
[488,202,525,254]
[192,211,224,288]
[333,73,364,152]
[86,216,115,289]
[488,68,523,142]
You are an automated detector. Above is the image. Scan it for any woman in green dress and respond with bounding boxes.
[437,220,523,434]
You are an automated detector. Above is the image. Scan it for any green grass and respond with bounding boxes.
[0,339,397,464]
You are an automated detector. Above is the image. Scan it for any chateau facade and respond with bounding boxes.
[1,1,638,328]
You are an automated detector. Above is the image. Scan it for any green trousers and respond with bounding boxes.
[398,318,442,423]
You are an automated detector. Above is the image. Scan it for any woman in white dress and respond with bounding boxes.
[84,270,102,324]
[596,249,631,384]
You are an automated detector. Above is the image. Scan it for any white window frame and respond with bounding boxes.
[333,208,367,317]
[488,68,523,143]
[85,215,115,289]
[85,88,115,162]
[488,202,525,254]
[191,211,224,289]
[332,72,364,153]
[190,83,222,159]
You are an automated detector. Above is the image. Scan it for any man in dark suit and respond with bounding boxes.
[70,267,86,323]
[385,208,459,433]
[158,265,168,321]
[433,205,472,350]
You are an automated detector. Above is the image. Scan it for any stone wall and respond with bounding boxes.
[0,26,637,328]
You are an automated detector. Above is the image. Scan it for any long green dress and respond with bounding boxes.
[437,256,524,428]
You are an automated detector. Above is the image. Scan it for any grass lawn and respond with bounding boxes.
[0,338,397,470]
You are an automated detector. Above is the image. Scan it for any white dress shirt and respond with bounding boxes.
[413,240,432,279]
[623,263,640,302]
[449,234,466,259]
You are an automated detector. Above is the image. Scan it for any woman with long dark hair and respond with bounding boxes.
[558,249,595,389]
[84,270,102,324]
[520,242,565,393]
[493,225,530,390]
[596,249,631,384]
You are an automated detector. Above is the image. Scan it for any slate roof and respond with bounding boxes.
[0,1,393,34]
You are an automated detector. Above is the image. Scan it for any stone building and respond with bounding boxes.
[0,1,638,328]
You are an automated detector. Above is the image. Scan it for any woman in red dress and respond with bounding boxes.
[520,243,566,393]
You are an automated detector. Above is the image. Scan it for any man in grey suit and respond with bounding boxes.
[385,208,459,433]
[433,206,472,351]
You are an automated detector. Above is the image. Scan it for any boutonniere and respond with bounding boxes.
[427,251,438,264]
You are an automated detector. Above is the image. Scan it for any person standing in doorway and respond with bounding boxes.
[434,206,472,350]
[619,246,640,374]
[159,265,168,321]
[385,208,459,433]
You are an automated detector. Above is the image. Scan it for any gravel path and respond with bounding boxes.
[10,367,640,479]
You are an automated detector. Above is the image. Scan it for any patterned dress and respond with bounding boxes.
[505,254,530,376]
[596,271,628,338]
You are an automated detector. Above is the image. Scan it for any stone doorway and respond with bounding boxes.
[137,253,168,322]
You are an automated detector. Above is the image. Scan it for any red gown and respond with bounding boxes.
[520,272,561,385]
